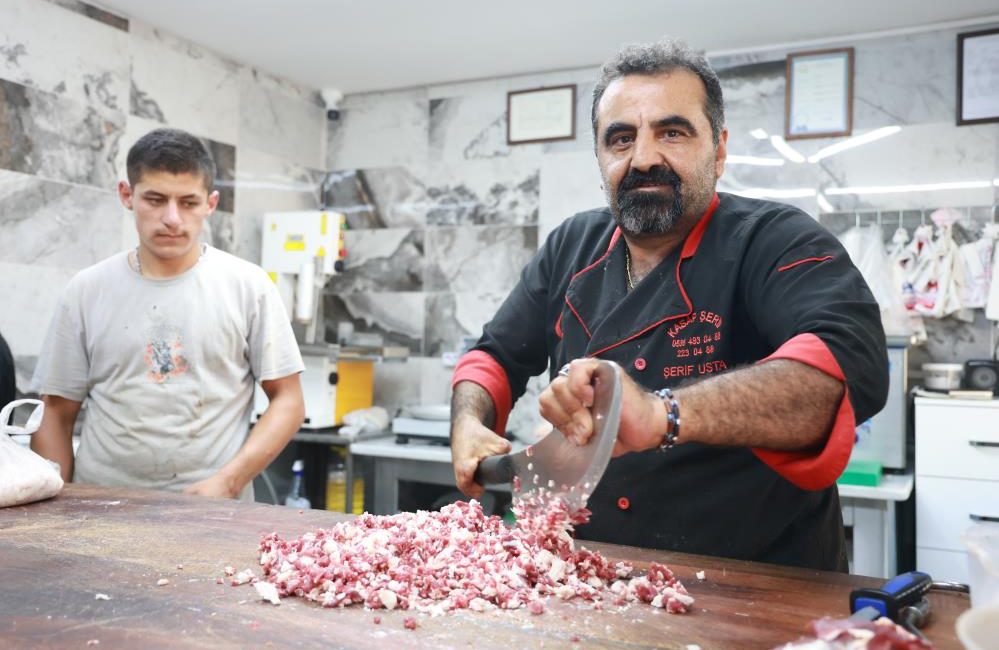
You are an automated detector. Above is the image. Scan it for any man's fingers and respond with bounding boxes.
[566,359,599,407]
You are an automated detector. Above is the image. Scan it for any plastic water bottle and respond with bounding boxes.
[284,459,311,509]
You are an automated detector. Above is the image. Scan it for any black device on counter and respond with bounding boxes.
[963,359,999,395]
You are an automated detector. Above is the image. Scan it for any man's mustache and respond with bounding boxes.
[619,166,681,193]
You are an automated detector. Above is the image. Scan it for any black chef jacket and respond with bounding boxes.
[454,192,889,571]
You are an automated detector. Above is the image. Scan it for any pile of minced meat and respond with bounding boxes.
[257,495,693,616]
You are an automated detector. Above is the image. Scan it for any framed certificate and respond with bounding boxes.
[784,48,854,140]
[958,27,999,126]
[507,84,576,145]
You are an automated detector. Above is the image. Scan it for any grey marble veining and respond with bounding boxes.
[231,146,325,265]
[239,68,325,170]
[424,291,507,358]
[853,31,955,129]
[424,158,540,227]
[203,210,235,254]
[0,169,122,270]
[325,167,428,229]
[323,292,425,354]
[429,93,537,163]
[329,228,424,293]
[129,21,240,145]
[205,139,236,213]
[44,0,128,30]
[0,0,129,117]
[0,79,123,189]
[425,225,538,292]
[329,88,429,171]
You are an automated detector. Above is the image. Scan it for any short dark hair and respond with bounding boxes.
[126,128,216,192]
[591,40,725,146]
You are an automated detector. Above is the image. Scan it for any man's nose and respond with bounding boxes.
[162,201,182,227]
[630,132,664,172]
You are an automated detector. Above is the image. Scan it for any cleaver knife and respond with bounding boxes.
[473,360,622,512]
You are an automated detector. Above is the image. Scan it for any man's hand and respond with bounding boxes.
[183,473,240,499]
[538,359,668,456]
[451,413,512,499]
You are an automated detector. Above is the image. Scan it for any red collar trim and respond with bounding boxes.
[680,193,720,260]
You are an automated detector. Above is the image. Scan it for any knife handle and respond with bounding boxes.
[473,454,514,486]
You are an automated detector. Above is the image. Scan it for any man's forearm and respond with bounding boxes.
[30,397,80,482]
[216,394,304,493]
[677,359,844,451]
[450,380,497,433]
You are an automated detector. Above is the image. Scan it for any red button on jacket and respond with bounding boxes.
[634,358,647,371]
[617,496,630,510]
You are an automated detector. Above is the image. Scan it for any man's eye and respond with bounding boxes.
[183,202,197,208]
[665,129,682,138]
[612,135,633,147]
[148,198,164,205]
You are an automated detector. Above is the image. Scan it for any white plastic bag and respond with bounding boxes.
[339,406,390,439]
[0,399,64,508]
[839,225,910,337]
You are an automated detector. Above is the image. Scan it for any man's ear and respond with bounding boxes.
[714,128,729,179]
[118,180,134,209]
[206,190,220,214]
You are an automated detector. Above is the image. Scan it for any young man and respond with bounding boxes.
[31,128,305,500]
[450,41,888,570]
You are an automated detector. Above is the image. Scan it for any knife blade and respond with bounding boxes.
[473,360,622,512]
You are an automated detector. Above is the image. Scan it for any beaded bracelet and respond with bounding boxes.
[653,387,680,451]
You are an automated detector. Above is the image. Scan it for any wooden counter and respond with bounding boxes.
[0,485,969,649]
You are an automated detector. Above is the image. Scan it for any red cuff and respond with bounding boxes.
[451,350,512,436]
[751,333,855,491]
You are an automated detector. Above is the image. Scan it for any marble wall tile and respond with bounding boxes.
[539,149,605,245]
[230,146,325,265]
[329,88,429,171]
[325,167,428,229]
[429,93,540,164]
[128,21,240,145]
[44,0,127,31]
[0,169,122,269]
[329,228,424,293]
[0,261,76,355]
[424,158,540,227]
[202,209,235,254]
[424,291,508,357]
[239,68,325,170]
[323,292,424,354]
[853,31,955,129]
[0,0,129,117]
[816,122,997,212]
[0,78,124,189]
[425,225,538,293]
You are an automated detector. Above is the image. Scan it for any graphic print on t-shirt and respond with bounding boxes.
[144,321,189,383]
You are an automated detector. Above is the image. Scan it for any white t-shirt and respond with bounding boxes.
[32,246,304,498]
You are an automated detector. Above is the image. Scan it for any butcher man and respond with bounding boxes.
[449,40,888,571]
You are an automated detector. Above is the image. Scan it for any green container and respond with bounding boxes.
[838,459,883,487]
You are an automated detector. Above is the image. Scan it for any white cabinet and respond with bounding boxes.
[915,397,999,583]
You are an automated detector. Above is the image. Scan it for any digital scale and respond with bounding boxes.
[393,405,451,444]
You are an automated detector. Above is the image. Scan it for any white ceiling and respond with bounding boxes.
[95,0,999,97]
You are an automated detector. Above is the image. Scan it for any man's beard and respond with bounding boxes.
[610,166,684,237]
